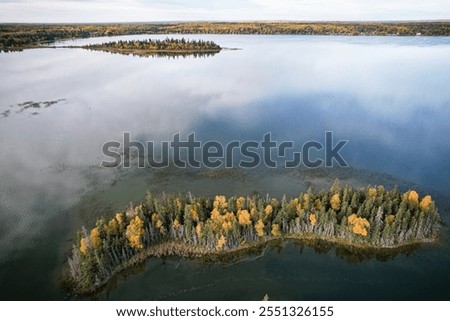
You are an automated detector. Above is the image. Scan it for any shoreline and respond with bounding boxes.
[69,233,437,295]
[2,21,450,52]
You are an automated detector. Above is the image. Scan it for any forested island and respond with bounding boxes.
[81,38,221,57]
[2,21,450,51]
[66,181,440,294]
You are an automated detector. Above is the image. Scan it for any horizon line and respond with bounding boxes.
[1,19,450,25]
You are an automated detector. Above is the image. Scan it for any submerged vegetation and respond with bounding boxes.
[66,180,440,294]
[1,99,66,118]
[2,21,450,51]
[81,38,222,58]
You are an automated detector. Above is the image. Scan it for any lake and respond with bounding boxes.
[0,35,449,300]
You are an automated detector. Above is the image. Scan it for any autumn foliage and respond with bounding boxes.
[271,224,281,237]
[69,183,440,294]
[216,235,227,251]
[126,216,144,249]
[348,214,370,237]
[255,219,265,237]
[309,213,317,226]
[406,190,419,206]
[420,195,433,211]
[330,193,341,211]
[238,210,251,226]
[4,22,450,53]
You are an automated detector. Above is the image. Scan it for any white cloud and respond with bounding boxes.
[0,0,448,23]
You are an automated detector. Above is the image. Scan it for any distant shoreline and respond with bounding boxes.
[2,21,450,52]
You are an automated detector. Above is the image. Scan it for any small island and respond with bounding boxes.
[66,181,440,294]
[81,38,222,58]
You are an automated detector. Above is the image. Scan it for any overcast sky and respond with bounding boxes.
[0,0,448,23]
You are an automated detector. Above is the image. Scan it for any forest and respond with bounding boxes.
[81,38,221,57]
[66,180,440,294]
[2,21,450,51]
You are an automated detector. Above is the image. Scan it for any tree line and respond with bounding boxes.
[67,180,440,293]
[2,21,450,51]
[84,38,221,51]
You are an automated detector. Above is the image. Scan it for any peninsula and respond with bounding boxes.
[66,181,440,294]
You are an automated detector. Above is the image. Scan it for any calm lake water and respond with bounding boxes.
[0,35,450,300]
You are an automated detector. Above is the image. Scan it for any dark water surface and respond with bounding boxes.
[0,35,449,300]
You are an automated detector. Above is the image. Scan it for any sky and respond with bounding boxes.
[0,0,448,23]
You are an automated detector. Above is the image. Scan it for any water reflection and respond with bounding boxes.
[0,35,450,299]
[82,48,221,59]
[291,238,421,263]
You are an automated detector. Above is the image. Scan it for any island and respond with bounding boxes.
[66,180,440,294]
[80,38,222,58]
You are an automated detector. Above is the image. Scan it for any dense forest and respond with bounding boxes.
[67,180,440,294]
[85,38,221,51]
[82,38,221,57]
[2,21,450,51]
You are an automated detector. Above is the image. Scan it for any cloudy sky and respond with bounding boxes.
[0,0,448,23]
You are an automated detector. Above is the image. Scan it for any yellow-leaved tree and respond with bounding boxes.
[105,217,119,235]
[309,213,317,225]
[115,213,124,225]
[173,218,180,229]
[189,207,199,222]
[407,190,419,206]
[216,235,226,251]
[255,219,265,237]
[236,196,246,210]
[213,195,227,210]
[368,188,377,198]
[419,195,432,211]
[126,216,144,249]
[314,199,323,211]
[196,223,202,239]
[90,227,102,249]
[330,193,341,211]
[80,237,90,255]
[80,227,102,254]
[152,213,166,235]
[264,205,273,220]
[296,202,302,216]
[303,193,310,205]
[250,207,256,219]
[238,209,251,226]
[210,208,222,233]
[271,223,281,237]
[348,214,370,236]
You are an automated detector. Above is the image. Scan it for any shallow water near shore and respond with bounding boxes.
[1,35,450,300]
